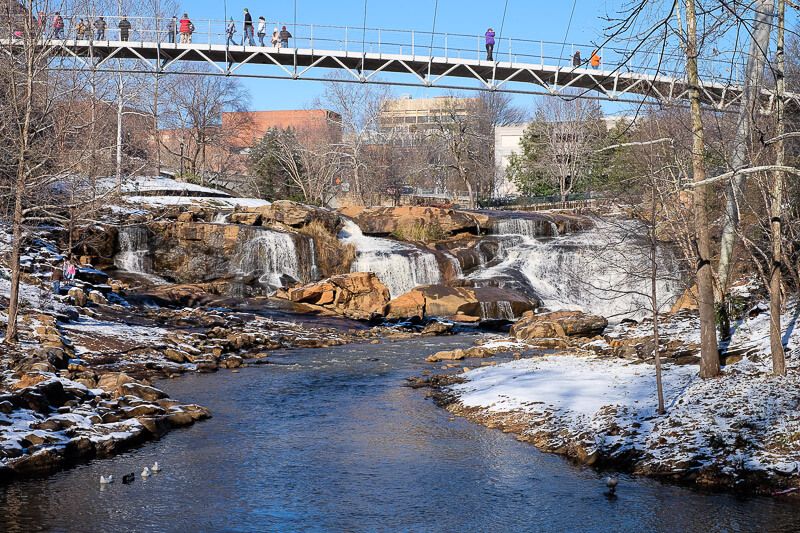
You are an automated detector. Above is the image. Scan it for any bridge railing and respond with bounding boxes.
[10,15,746,86]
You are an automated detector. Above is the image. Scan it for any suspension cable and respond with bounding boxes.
[361,0,368,73]
[495,0,510,58]
[428,0,439,77]
[560,0,578,66]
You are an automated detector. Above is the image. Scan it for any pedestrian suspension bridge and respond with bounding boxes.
[1,16,793,109]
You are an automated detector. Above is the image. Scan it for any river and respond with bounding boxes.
[1,335,798,532]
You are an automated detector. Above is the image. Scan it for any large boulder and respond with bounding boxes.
[511,310,608,340]
[236,201,341,233]
[384,285,537,321]
[339,206,481,236]
[283,272,390,320]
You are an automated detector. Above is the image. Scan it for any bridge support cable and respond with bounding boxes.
[428,0,439,82]
[491,0,510,87]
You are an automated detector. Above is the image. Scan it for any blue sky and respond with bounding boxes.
[182,0,621,112]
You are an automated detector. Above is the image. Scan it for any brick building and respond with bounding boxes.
[222,109,342,149]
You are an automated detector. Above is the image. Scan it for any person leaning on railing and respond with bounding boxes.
[167,15,177,43]
[118,15,131,41]
[94,16,106,40]
[179,13,193,43]
[279,25,291,48]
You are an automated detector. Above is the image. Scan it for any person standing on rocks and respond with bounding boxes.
[52,261,64,294]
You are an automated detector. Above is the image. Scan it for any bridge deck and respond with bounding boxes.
[2,29,792,109]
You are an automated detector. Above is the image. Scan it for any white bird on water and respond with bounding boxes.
[141,467,151,478]
[100,475,114,484]
[606,476,619,494]
[151,462,161,473]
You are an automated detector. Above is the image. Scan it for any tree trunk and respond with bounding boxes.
[651,190,665,414]
[686,0,720,378]
[116,72,124,191]
[770,0,787,376]
[717,0,774,293]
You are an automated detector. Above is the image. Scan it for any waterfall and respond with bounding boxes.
[479,301,516,320]
[471,218,681,322]
[489,217,559,239]
[233,230,303,290]
[115,226,152,273]
[213,212,230,224]
[339,219,442,298]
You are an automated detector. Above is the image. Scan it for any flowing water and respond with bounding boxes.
[232,230,307,290]
[1,336,798,532]
[114,226,153,274]
[339,220,442,298]
[473,218,680,321]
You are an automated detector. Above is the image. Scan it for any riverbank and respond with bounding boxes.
[429,306,800,496]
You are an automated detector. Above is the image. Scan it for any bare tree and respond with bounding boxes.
[250,126,343,207]
[316,73,391,206]
[685,0,720,378]
[506,96,604,204]
[158,67,249,182]
[426,95,492,209]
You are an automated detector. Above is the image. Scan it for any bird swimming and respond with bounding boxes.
[606,476,619,495]
[100,475,113,484]
[141,467,151,478]
[151,462,161,473]
[122,472,135,484]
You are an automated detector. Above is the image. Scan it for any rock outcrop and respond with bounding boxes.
[384,284,537,321]
[282,272,391,320]
[234,201,342,233]
[339,206,481,236]
[511,310,608,340]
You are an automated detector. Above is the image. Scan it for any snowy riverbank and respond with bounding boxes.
[441,307,800,494]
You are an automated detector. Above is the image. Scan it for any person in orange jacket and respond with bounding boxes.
[590,50,601,68]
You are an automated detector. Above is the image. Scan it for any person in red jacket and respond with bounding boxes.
[52,12,64,39]
[179,13,193,43]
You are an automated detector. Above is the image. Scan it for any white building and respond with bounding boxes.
[493,115,634,198]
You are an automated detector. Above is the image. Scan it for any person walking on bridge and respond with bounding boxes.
[242,8,255,46]
[179,13,193,43]
[279,25,291,48]
[257,16,266,46]
[572,50,581,67]
[118,15,131,41]
[52,12,64,39]
[75,18,87,39]
[94,17,106,40]
[485,27,495,61]
[226,17,237,46]
[271,27,280,48]
[590,49,601,68]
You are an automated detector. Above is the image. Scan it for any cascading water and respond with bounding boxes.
[115,226,153,274]
[488,217,559,239]
[232,230,304,290]
[471,218,681,321]
[339,219,442,298]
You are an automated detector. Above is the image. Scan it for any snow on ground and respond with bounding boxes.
[61,317,168,356]
[449,305,800,483]
[103,176,231,197]
[124,195,269,209]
